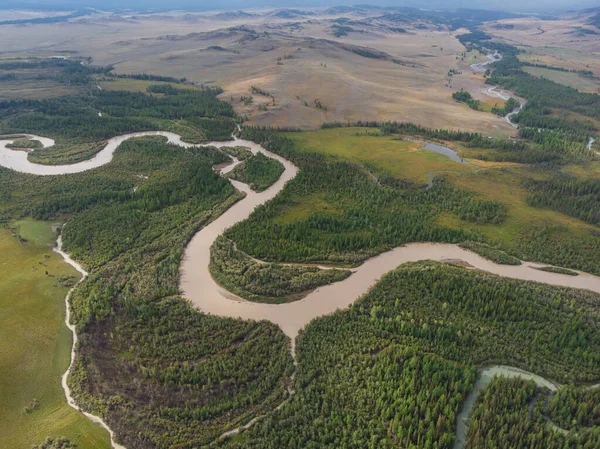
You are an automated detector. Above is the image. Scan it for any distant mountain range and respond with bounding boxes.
[2,1,600,13]
[0,0,598,14]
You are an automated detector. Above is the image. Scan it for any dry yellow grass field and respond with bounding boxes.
[0,11,516,136]
[481,14,600,75]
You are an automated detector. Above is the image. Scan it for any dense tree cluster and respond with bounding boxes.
[523,174,600,227]
[1,59,599,448]
[514,224,600,277]
[452,90,481,111]
[457,31,520,58]
[108,72,187,84]
[467,377,600,448]
[461,31,600,143]
[379,121,570,164]
[61,138,233,268]
[0,58,111,85]
[226,152,284,192]
[547,386,600,430]
[218,262,600,448]
[29,141,107,166]
[5,138,41,149]
[236,127,600,275]
[210,235,351,303]
[0,83,235,164]
[457,31,598,167]
[219,346,477,449]
[32,437,77,449]
[0,136,294,449]
[229,128,510,264]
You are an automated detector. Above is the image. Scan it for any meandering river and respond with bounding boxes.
[2,131,599,341]
[3,130,600,448]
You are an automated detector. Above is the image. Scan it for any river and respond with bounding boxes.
[1,131,599,343]
[3,130,600,448]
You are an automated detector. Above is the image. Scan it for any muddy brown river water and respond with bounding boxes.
[3,130,600,448]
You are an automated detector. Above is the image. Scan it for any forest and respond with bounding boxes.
[234,127,600,276]
[460,30,600,142]
[547,385,600,430]
[523,174,600,227]
[0,58,111,85]
[2,55,600,448]
[0,77,235,164]
[467,377,600,448]
[210,235,351,303]
[227,128,514,265]
[0,136,294,448]
[217,262,600,449]
[226,152,284,192]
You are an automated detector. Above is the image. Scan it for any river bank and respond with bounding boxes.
[2,129,600,448]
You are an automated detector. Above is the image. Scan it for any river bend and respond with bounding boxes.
[2,130,600,449]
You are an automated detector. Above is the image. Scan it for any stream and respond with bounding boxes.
[588,137,597,154]
[2,130,600,448]
[470,51,502,73]
[473,51,525,129]
[54,236,126,449]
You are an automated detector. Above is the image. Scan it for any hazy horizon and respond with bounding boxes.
[1,0,598,14]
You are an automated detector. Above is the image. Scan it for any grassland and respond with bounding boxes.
[97,77,194,93]
[523,66,600,93]
[0,12,517,135]
[287,128,474,184]
[0,79,77,100]
[282,127,600,273]
[284,130,590,241]
[0,219,110,449]
[441,161,598,272]
[562,161,600,180]
[483,16,600,79]
[518,49,600,75]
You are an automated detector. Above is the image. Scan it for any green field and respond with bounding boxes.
[0,79,77,100]
[269,127,600,274]
[0,219,111,449]
[286,128,592,242]
[287,127,474,184]
[523,66,600,93]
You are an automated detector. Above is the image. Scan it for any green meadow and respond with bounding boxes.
[0,219,110,449]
